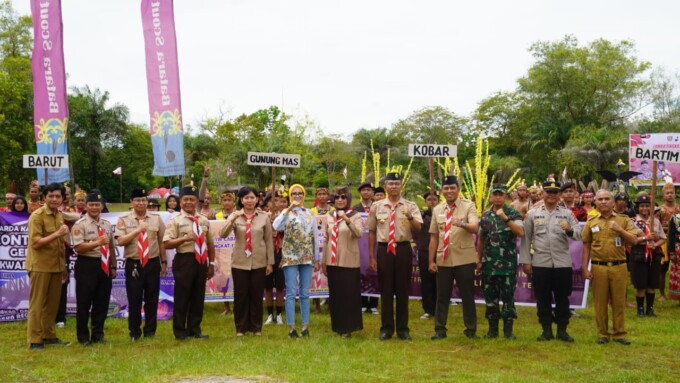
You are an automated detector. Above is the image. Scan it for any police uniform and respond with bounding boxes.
[582,210,638,342]
[219,209,274,334]
[429,177,479,339]
[163,186,214,340]
[367,173,423,339]
[71,192,116,344]
[115,188,166,340]
[478,184,523,339]
[519,181,582,342]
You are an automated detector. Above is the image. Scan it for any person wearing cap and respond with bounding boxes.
[476,184,524,339]
[520,180,581,342]
[373,186,386,201]
[629,194,666,317]
[582,189,641,345]
[428,175,479,340]
[163,185,216,340]
[658,183,678,302]
[147,198,161,212]
[510,184,530,219]
[354,182,379,314]
[273,184,318,338]
[367,172,422,340]
[417,191,439,320]
[71,190,116,345]
[25,183,71,349]
[559,182,587,222]
[115,188,168,341]
[322,186,364,337]
[613,193,635,219]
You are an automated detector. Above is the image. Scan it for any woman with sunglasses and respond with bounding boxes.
[322,186,363,337]
[273,184,318,338]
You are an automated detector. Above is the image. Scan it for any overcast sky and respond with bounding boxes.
[11,0,680,138]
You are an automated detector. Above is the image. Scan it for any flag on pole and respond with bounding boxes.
[113,167,122,175]
[227,166,233,177]
[343,165,348,179]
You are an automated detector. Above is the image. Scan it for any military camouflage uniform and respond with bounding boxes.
[479,205,523,321]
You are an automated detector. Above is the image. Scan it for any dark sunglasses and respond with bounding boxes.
[336,195,347,200]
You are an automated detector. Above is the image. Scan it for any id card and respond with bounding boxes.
[615,237,622,247]
[592,226,600,233]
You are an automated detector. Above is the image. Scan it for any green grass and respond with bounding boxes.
[1,292,679,383]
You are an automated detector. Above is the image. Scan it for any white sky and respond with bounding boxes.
[11,0,680,138]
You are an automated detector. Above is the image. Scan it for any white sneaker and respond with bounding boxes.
[264,314,274,325]
[276,314,283,325]
[56,322,65,328]
[370,308,379,315]
[420,313,432,319]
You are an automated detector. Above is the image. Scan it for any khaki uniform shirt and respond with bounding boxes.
[26,205,67,273]
[163,210,213,254]
[429,198,479,267]
[367,197,423,242]
[71,215,115,258]
[519,204,582,268]
[322,212,363,268]
[114,211,165,260]
[219,210,274,270]
[582,212,639,262]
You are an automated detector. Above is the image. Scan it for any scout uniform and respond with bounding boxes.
[478,184,523,338]
[163,185,214,340]
[71,191,116,345]
[367,172,423,339]
[115,188,166,340]
[429,176,479,339]
[417,192,438,318]
[582,209,638,342]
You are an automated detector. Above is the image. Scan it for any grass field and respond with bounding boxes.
[1,292,679,383]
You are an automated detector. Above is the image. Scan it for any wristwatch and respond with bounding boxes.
[209,261,216,267]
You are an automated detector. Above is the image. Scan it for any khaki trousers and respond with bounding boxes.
[27,271,62,345]
[591,263,627,339]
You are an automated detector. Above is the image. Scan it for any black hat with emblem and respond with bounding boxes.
[635,194,651,205]
[442,175,458,186]
[130,188,147,199]
[86,190,103,203]
[374,186,385,194]
[357,182,373,192]
[384,172,401,182]
[542,181,561,192]
[180,185,199,198]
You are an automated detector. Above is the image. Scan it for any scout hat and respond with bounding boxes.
[635,194,651,205]
[147,198,161,207]
[374,186,385,194]
[130,188,146,199]
[490,183,508,194]
[357,182,373,192]
[86,190,103,203]
[542,180,561,192]
[384,172,401,182]
[441,175,458,186]
[180,185,199,198]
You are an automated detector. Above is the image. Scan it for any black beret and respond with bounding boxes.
[86,191,103,203]
[130,188,146,199]
[180,185,199,198]
[374,186,385,194]
[384,172,401,181]
[442,176,458,186]
[357,182,373,192]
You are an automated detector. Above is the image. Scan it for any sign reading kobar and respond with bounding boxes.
[408,144,457,158]
[247,152,301,168]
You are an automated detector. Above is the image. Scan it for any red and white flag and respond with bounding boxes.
[112,166,122,175]
[227,166,233,177]
[342,165,348,179]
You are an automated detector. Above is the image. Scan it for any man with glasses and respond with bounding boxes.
[368,173,423,340]
[115,189,167,341]
[520,181,581,343]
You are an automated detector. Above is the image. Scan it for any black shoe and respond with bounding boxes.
[537,331,554,341]
[143,333,155,339]
[646,308,656,317]
[43,338,70,346]
[464,330,479,339]
[91,338,107,344]
[503,320,516,340]
[379,332,392,341]
[288,329,299,339]
[175,336,188,341]
[613,338,631,345]
[556,331,575,343]
[596,337,609,344]
[431,332,447,340]
[301,329,310,337]
[29,343,45,350]
[397,332,412,340]
[194,334,209,339]
[637,308,645,317]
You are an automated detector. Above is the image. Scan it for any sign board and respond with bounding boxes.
[22,155,69,168]
[631,146,680,164]
[247,152,300,168]
[629,134,680,184]
[408,144,457,158]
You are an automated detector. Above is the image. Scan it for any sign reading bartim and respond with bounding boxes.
[247,152,301,168]
[23,155,69,169]
[632,146,680,164]
[408,144,457,158]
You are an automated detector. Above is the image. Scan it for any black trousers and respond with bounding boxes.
[377,242,412,335]
[55,280,68,323]
[172,253,208,339]
[232,267,266,334]
[125,257,161,338]
[75,256,112,343]
[435,263,477,334]
[418,248,436,315]
[531,266,572,326]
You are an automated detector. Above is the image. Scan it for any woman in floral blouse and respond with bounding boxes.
[272,184,318,338]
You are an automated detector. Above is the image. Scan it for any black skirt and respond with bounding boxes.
[327,266,363,334]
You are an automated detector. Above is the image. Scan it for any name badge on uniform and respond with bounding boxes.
[615,236,622,247]
[592,226,600,233]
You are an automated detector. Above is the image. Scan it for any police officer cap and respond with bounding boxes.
[635,194,651,205]
[130,188,146,199]
[357,182,373,192]
[86,191,103,203]
[441,175,458,186]
[180,185,199,198]
[490,183,507,194]
[147,198,160,207]
[384,172,401,182]
[560,182,575,192]
[542,181,561,192]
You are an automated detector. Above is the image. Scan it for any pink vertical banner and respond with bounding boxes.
[30,0,70,185]
[141,0,185,176]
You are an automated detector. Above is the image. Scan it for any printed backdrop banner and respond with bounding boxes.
[30,0,70,185]
[629,133,680,185]
[0,212,588,322]
[141,0,185,176]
